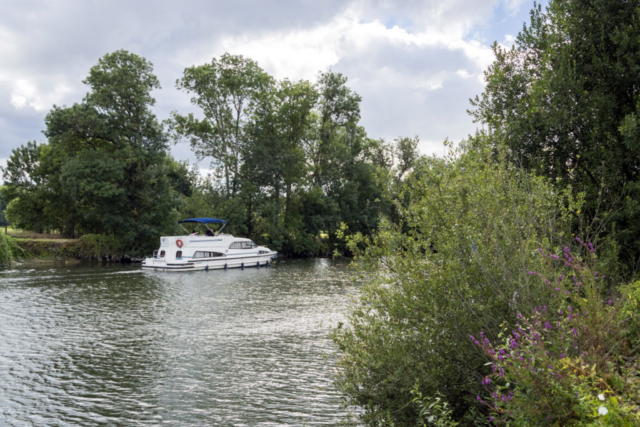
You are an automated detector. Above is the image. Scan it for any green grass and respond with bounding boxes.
[3,226,73,241]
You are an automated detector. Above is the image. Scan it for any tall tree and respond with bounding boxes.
[2,50,178,253]
[171,54,273,197]
[470,0,640,272]
[0,190,10,234]
[244,79,318,216]
[307,71,362,187]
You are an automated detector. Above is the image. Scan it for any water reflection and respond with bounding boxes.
[0,259,356,426]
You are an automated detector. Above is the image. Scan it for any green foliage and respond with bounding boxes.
[0,233,13,267]
[331,143,576,425]
[412,387,459,427]
[473,243,640,425]
[470,0,640,274]
[0,142,51,233]
[0,192,8,231]
[171,55,398,257]
[171,53,273,197]
[1,50,180,255]
[71,234,123,260]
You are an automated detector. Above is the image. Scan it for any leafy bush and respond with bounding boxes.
[0,233,13,267]
[0,233,23,267]
[412,386,459,427]
[472,241,640,425]
[71,234,123,260]
[331,143,577,425]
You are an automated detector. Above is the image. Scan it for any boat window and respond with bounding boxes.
[153,250,158,258]
[160,250,166,258]
[176,250,182,259]
[229,241,257,249]
[193,251,225,258]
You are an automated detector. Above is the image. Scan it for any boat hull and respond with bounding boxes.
[141,252,277,272]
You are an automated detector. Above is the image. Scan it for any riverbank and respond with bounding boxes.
[11,234,141,262]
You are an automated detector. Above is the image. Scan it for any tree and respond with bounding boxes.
[394,136,419,179]
[470,0,640,273]
[171,54,273,197]
[243,79,318,217]
[2,50,179,254]
[0,191,10,234]
[307,71,362,187]
[0,142,52,233]
[169,56,394,256]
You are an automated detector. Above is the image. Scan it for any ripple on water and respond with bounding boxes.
[0,259,358,426]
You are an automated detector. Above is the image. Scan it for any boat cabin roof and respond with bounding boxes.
[178,218,226,224]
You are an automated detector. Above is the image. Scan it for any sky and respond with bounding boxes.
[0,0,545,172]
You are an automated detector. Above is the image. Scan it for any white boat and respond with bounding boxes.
[141,218,277,272]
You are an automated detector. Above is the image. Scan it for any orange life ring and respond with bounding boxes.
[176,239,184,248]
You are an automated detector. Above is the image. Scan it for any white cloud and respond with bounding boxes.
[502,34,517,47]
[219,3,495,82]
[503,0,528,15]
[0,0,539,161]
[10,78,72,111]
[214,1,498,154]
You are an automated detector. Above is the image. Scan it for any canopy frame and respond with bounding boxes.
[178,218,227,236]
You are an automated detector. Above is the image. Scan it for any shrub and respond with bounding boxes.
[0,233,12,267]
[473,240,640,425]
[331,143,577,425]
[71,234,123,260]
[0,233,24,267]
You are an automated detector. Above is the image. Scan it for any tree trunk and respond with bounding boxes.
[246,194,253,237]
[225,163,231,199]
[285,182,292,219]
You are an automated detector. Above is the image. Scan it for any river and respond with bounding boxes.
[0,258,358,426]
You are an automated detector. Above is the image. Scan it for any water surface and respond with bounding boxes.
[0,259,357,426]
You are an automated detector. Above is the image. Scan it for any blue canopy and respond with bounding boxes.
[178,218,227,224]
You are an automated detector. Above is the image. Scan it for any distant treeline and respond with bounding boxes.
[0,51,418,257]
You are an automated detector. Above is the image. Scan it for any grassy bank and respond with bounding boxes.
[10,234,136,262]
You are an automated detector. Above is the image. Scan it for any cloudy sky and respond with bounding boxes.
[0,0,544,171]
